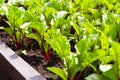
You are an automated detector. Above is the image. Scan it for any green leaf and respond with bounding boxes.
[99,64,112,72]
[44,28,70,59]
[69,58,83,79]
[0,27,13,37]
[29,22,48,35]
[76,38,87,54]
[103,64,118,80]
[116,24,120,38]
[111,41,120,78]
[44,7,57,19]
[82,22,97,34]
[20,22,31,29]
[85,73,110,80]
[72,23,81,35]
[109,24,117,40]
[80,0,91,13]
[100,33,109,49]
[47,67,67,80]
[0,0,3,4]
[96,49,113,64]
[27,33,41,47]
[7,6,22,27]
[74,0,80,5]
[56,11,67,19]
[102,13,117,40]
[111,41,120,61]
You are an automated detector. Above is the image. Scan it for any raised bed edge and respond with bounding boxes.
[0,40,46,80]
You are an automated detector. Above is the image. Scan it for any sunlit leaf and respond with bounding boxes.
[0,27,13,37]
[99,64,112,72]
[85,73,109,80]
[47,67,67,80]
[27,33,41,47]
[103,64,118,80]
[20,22,31,29]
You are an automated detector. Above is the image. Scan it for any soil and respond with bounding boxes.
[0,30,63,80]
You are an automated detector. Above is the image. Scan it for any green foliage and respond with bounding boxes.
[44,29,74,80]
[45,28,99,80]
[44,28,70,60]
[0,0,3,4]
[0,5,30,48]
[1,0,120,80]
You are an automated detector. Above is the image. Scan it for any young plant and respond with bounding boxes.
[0,5,30,49]
[26,13,50,61]
[25,3,57,61]
[85,37,120,80]
[44,27,102,80]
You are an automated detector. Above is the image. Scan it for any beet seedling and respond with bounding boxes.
[0,5,30,49]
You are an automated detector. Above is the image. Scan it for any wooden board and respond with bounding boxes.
[0,40,46,80]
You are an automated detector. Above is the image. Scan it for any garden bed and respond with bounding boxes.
[1,0,120,80]
[0,30,62,80]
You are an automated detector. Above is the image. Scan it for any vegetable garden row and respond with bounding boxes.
[0,0,120,80]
